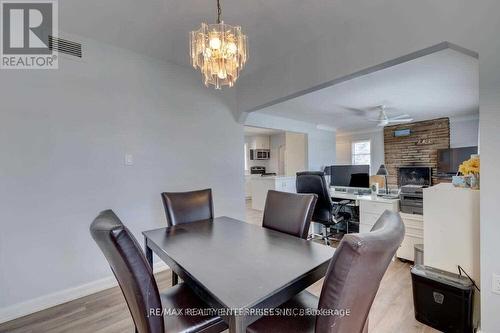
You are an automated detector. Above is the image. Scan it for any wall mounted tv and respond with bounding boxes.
[328,165,370,188]
[437,146,478,175]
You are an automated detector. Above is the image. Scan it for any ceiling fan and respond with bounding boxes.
[341,105,413,127]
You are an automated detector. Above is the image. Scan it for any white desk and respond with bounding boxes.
[330,188,425,262]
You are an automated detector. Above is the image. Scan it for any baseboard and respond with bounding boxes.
[0,262,169,324]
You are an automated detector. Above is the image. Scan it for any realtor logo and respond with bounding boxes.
[1,0,58,69]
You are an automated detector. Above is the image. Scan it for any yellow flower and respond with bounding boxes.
[459,157,480,175]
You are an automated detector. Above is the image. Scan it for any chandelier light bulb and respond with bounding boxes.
[209,37,221,50]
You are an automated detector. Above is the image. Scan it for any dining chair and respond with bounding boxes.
[161,188,214,227]
[161,188,214,285]
[246,210,405,333]
[90,210,227,333]
[262,190,317,239]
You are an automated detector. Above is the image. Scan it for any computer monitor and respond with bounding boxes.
[329,165,370,188]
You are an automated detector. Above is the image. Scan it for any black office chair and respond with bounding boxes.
[296,171,351,245]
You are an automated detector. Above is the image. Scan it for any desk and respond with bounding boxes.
[330,188,399,233]
[143,217,335,333]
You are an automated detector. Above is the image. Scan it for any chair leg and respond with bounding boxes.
[322,226,330,246]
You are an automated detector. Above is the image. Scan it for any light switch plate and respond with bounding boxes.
[493,274,500,295]
[125,154,134,166]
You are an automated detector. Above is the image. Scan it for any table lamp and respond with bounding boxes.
[376,164,389,194]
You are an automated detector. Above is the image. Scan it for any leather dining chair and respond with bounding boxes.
[262,190,317,239]
[161,188,214,227]
[296,171,351,245]
[90,210,227,333]
[246,210,405,333]
[161,188,214,285]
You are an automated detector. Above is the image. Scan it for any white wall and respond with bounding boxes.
[479,88,500,332]
[450,116,480,148]
[336,129,384,174]
[0,35,245,319]
[244,112,336,172]
[268,132,286,174]
[284,132,307,176]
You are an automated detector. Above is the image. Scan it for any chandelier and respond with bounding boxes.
[190,0,248,89]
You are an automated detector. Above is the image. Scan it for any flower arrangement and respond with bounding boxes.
[458,155,480,176]
[454,155,480,189]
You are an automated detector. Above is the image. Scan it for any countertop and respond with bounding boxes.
[249,175,296,180]
[330,189,400,203]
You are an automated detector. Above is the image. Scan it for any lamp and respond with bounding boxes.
[376,164,389,194]
[189,0,248,89]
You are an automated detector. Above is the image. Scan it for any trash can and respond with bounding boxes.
[414,244,424,265]
[411,265,474,333]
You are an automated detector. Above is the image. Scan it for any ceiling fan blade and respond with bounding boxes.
[336,105,367,116]
[390,114,411,120]
[387,118,413,123]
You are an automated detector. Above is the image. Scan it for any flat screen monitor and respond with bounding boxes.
[437,146,478,175]
[329,165,370,188]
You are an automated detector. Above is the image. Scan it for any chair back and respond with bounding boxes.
[90,210,164,333]
[262,190,317,239]
[161,189,214,226]
[296,171,333,224]
[315,210,405,333]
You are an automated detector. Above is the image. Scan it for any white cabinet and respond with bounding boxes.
[359,198,424,261]
[251,176,296,210]
[244,175,252,199]
[423,183,480,283]
[250,136,270,149]
[275,177,296,193]
[359,198,399,233]
[397,213,424,261]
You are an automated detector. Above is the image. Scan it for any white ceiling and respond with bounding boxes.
[60,0,341,74]
[244,126,283,136]
[255,48,479,132]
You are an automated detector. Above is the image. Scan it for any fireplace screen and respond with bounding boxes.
[398,167,432,186]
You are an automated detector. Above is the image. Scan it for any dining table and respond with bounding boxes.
[143,216,335,333]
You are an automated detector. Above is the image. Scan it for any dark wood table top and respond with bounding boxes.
[143,216,335,311]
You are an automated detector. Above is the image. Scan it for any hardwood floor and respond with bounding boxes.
[0,200,438,333]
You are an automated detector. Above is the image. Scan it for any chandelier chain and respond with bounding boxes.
[217,0,222,23]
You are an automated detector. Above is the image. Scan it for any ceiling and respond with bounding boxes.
[255,48,479,132]
[60,0,341,74]
[244,126,283,136]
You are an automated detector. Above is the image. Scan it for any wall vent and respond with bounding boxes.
[49,36,82,58]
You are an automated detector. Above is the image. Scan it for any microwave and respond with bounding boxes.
[250,149,270,160]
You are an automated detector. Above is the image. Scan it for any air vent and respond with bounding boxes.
[48,36,82,58]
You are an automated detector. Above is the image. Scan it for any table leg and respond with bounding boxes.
[229,315,246,333]
[144,237,153,269]
[172,271,178,286]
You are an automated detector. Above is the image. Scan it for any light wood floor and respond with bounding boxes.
[0,201,438,333]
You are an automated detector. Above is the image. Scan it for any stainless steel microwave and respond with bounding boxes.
[250,149,270,160]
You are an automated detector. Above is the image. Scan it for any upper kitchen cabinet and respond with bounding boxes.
[249,135,270,149]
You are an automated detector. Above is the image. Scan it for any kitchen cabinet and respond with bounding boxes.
[250,136,270,149]
[251,176,296,210]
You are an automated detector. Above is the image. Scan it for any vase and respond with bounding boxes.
[470,174,480,190]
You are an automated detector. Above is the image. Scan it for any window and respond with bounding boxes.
[352,140,371,167]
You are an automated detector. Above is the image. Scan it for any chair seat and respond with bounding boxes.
[161,283,228,333]
[246,291,318,333]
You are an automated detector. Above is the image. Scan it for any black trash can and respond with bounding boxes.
[411,265,474,333]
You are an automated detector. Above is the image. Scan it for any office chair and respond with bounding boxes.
[296,171,351,245]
